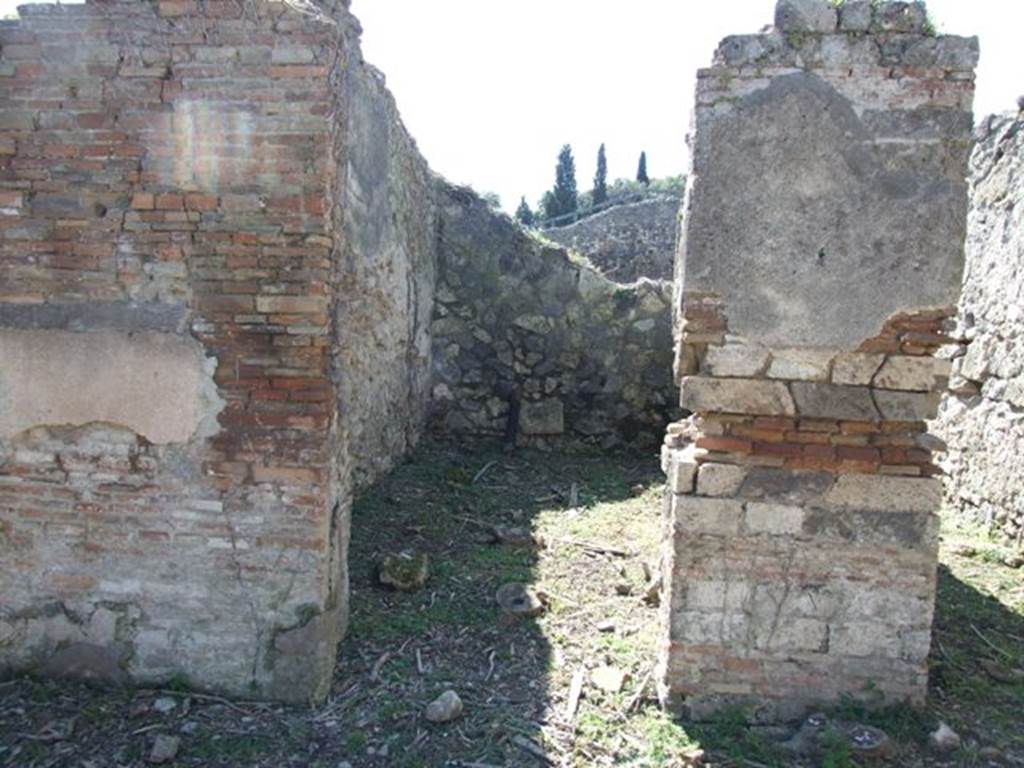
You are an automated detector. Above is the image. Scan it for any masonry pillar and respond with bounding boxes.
[658,0,977,720]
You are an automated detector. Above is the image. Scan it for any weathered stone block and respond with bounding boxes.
[831,352,883,386]
[672,495,745,536]
[519,399,565,436]
[838,0,873,32]
[667,446,700,494]
[745,502,805,534]
[775,0,837,32]
[873,2,929,33]
[271,46,315,64]
[696,462,747,497]
[790,382,877,420]
[754,617,828,652]
[823,475,941,512]
[874,356,944,391]
[738,467,835,503]
[686,580,752,611]
[874,390,941,421]
[703,342,770,377]
[681,376,796,416]
[767,348,834,381]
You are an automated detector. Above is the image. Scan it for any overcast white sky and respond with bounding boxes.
[353,0,1022,211]
[0,0,1019,212]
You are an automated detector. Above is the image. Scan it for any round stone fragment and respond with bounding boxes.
[424,690,463,723]
[152,697,178,714]
[846,724,894,759]
[148,734,181,764]
[928,721,961,753]
[591,665,629,693]
[496,582,546,618]
[378,552,429,592]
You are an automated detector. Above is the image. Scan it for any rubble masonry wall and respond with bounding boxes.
[431,183,679,449]
[938,113,1024,545]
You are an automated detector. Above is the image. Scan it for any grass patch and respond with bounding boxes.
[189,733,274,760]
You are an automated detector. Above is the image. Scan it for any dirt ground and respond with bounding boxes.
[1,437,1022,767]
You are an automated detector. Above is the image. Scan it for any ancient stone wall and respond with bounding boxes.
[659,0,977,719]
[0,0,435,703]
[431,183,679,448]
[333,55,437,489]
[543,195,681,282]
[938,113,1024,544]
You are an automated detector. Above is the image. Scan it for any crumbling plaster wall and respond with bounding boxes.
[431,183,680,448]
[543,195,682,283]
[0,0,436,703]
[939,113,1024,544]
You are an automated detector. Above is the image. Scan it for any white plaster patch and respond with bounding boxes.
[0,329,223,445]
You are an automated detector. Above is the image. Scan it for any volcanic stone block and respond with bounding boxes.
[519,399,565,436]
[681,376,796,416]
[696,463,748,497]
[703,342,771,377]
[775,0,837,32]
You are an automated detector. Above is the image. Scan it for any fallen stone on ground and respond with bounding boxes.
[782,713,893,760]
[151,697,177,714]
[591,665,628,693]
[949,543,978,558]
[424,690,463,723]
[980,659,1024,684]
[148,734,180,764]
[846,724,894,759]
[378,552,430,592]
[929,721,962,753]
[490,524,539,548]
[495,582,546,618]
[642,576,662,606]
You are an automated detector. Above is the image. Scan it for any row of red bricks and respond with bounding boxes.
[857,307,955,356]
[693,415,938,476]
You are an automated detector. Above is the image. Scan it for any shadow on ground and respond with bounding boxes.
[331,437,665,766]
[1,441,1022,768]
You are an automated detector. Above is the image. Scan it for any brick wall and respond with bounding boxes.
[658,0,977,720]
[0,0,435,702]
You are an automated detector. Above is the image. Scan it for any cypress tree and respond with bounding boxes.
[551,144,578,221]
[637,151,649,185]
[515,196,535,227]
[541,190,558,223]
[593,143,608,206]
